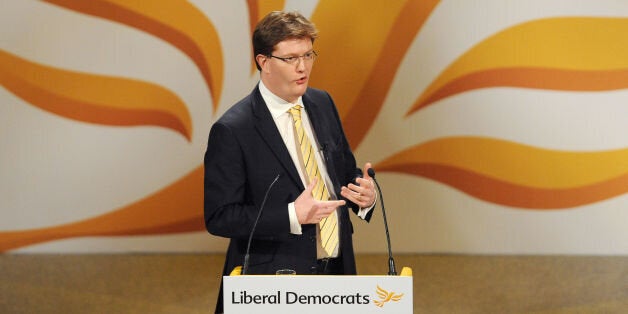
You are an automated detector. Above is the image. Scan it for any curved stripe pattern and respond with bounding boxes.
[410,17,628,114]
[311,0,441,149]
[0,167,204,252]
[2,4,627,253]
[44,0,224,111]
[0,50,192,140]
[375,137,628,209]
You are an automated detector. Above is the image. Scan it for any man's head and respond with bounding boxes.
[253,11,319,103]
[253,11,318,70]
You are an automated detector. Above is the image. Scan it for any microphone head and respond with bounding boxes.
[367,168,376,178]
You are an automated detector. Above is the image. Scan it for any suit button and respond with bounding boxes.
[310,266,317,274]
[309,236,316,243]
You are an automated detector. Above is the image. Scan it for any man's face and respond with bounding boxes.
[258,38,314,103]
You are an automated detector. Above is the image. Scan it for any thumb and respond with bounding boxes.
[363,162,373,179]
[305,177,318,194]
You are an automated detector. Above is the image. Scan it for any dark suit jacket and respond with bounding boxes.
[203,85,372,313]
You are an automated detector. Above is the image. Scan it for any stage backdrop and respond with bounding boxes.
[1,0,627,254]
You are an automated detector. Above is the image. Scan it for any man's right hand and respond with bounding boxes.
[294,177,345,224]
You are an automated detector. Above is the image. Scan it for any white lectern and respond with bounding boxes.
[223,266,413,314]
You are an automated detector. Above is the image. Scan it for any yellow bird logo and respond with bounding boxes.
[374,285,404,307]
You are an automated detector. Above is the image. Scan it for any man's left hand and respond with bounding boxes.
[340,162,376,208]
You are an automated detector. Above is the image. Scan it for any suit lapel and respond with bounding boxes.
[251,87,304,190]
[302,92,331,149]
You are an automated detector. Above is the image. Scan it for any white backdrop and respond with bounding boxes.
[1,0,627,254]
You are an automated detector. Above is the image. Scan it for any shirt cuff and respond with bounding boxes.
[288,202,302,234]
[356,191,377,219]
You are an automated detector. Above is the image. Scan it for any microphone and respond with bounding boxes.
[242,173,281,275]
[368,168,397,276]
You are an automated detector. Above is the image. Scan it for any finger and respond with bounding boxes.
[357,179,375,197]
[343,185,373,206]
[346,183,369,200]
[317,200,345,212]
[356,176,372,186]
[340,186,357,198]
[351,179,369,192]
[326,199,346,208]
[344,183,359,193]
[356,177,376,199]
[362,177,377,191]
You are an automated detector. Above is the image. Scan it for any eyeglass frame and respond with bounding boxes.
[268,50,318,65]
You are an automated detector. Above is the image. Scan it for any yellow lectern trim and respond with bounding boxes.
[230,266,242,276]
[400,267,412,277]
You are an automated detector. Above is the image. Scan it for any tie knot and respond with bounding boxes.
[288,105,302,120]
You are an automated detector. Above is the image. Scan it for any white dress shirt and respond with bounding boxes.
[259,81,372,258]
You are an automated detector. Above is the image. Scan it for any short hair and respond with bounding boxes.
[253,11,319,71]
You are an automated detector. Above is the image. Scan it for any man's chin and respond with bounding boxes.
[295,84,308,94]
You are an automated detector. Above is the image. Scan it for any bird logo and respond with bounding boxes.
[374,285,404,307]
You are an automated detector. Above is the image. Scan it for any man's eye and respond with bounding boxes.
[285,57,297,62]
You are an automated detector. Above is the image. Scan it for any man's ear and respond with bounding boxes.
[255,54,269,72]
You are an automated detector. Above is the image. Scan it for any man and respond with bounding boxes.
[204,11,376,313]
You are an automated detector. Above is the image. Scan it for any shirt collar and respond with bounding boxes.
[259,81,303,119]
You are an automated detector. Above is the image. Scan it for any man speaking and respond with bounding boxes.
[203,11,376,314]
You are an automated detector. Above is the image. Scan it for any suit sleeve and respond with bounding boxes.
[204,122,248,238]
[203,122,290,240]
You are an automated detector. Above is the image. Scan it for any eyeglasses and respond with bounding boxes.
[269,51,317,65]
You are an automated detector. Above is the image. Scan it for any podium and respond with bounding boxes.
[223,267,413,314]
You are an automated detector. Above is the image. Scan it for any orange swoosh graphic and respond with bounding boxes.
[311,0,440,149]
[246,0,286,74]
[375,137,628,209]
[0,50,192,140]
[0,167,204,252]
[410,17,628,114]
[44,0,224,111]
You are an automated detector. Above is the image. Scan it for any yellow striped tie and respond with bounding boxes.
[289,105,338,256]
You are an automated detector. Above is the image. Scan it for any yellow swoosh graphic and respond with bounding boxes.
[311,0,440,149]
[0,50,192,140]
[44,0,224,111]
[410,17,628,114]
[375,137,628,209]
[0,167,204,252]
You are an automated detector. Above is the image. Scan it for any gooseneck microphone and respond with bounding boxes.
[368,168,397,276]
[242,173,281,275]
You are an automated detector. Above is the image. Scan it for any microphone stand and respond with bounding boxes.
[368,168,397,275]
[242,174,281,275]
